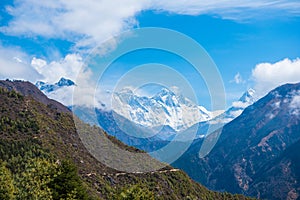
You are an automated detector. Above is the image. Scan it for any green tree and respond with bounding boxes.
[0,162,15,200]
[15,158,58,200]
[117,184,155,200]
[49,160,90,200]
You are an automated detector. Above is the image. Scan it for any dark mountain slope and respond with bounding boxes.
[249,138,300,199]
[95,108,170,151]
[173,83,300,199]
[0,80,253,199]
[0,79,70,113]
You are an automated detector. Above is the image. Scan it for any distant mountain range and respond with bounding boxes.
[36,77,257,144]
[111,87,257,131]
[112,87,220,132]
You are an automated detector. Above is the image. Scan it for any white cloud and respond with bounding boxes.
[231,72,244,84]
[232,101,252,109]
[46,85,75,106]
[31,54,83,83]
[290,95,300,109]
[229,109,243,118]
[289,93,300,116]
[149,0,300,18]
[0,45,42,82]
[30,53,105,107]
[1,0,148,51]
[72,67,109,108]
[0,44,108,108]
[0,46,85,84]
[1,0,300,51]
[0,46,100,107]
[252,58,300,97]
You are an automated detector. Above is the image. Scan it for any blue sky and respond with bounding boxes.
[136,11,300,105]
[0,0,300,109]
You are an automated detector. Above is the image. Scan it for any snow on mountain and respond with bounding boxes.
[36,77,75,106]
[210,88,257,124]
[36,77,75,93]
[287,90,300,116]
[111,87,217,132]
[34,77,259,136]
[227,88,256,117]
[56,77,76,87]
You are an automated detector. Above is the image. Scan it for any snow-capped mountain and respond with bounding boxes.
[36,77,75,93]
[210,88,257,124]
[36,77,76,106]
[34,77,257,137]
[111,87,220,132]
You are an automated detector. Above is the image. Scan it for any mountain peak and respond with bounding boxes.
[239,88,256,103]
[154,87,176,98]
[112,86,213,132]
[209,88,257,124]
[56,77,75,87]
[36,77,75,93]
[247,88,255,96]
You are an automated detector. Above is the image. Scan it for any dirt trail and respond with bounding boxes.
[86,168,180,178]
